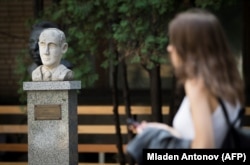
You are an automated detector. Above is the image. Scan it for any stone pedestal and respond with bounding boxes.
[23,81,81,165]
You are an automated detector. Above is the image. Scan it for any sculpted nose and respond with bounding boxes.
[45,46,49,55]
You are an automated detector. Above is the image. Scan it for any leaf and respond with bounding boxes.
[146,61,155,70]
[130,55,141,64]
[118,3,129,13]
[101,60,110,69]
[95,22,103,30]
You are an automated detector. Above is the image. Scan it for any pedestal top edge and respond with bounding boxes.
[23,81,81,91]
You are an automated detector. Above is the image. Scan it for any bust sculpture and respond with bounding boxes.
[28,21,72,75]
[32,28,74,81]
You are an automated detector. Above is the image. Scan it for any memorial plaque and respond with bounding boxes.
[35,105,61,120]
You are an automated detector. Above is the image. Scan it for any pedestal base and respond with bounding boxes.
[23,81,81,165]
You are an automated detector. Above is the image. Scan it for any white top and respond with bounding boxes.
[172,96,241,148]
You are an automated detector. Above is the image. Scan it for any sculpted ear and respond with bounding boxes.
[61,43,68,54]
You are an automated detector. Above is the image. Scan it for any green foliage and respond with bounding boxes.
[195,0,238,10]
[15,0,238,101]
[41,0,177,74]
[110,0,177,69]
[14,49,31,104]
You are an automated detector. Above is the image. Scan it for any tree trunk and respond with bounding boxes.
[149,65,163,122]
[112,50,125,165]
[121,58,135,165]
[34,0,43,18]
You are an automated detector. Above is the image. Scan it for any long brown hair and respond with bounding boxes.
[168,8,245,106]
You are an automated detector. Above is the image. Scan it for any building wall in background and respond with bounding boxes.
[0,0,51,104]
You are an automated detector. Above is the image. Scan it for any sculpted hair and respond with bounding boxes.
[168,9,245,105]
[31,21,58,30]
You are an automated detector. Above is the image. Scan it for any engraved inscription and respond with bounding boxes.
[35,105,61,120]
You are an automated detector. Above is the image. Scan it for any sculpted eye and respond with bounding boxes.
[39,42,46,47]
[49,43,57,49]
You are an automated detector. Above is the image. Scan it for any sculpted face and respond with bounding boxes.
[32,28,73,81]
[38,29,68,69]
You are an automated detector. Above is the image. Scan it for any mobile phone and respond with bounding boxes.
[126,118,140,127]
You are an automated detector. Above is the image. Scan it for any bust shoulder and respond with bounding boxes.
[32,66,43,81]
[52,64,74,81]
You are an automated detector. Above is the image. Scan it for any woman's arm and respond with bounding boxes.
[134,121,181,138]
[130,77,216,149]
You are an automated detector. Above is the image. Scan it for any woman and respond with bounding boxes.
[132,8,245,149]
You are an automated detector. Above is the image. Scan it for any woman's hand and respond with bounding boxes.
[129,121,181,138]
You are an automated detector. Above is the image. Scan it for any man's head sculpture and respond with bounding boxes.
[32,28,74,81]
[29,21,73,69]
[29,21,57,66]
